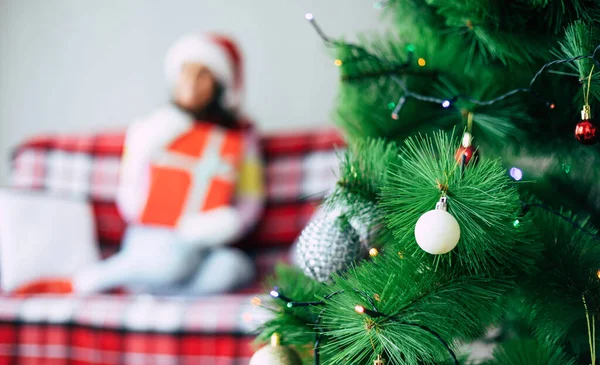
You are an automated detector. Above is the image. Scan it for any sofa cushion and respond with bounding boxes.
[11,128,344,249]
[0,190,100,292]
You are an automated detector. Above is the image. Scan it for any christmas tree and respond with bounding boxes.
[252,1,600,364]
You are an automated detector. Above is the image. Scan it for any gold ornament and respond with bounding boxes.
[374,354,385,365]
[249,333,302,365]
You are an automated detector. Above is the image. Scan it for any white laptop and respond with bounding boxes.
[0,189,100,292]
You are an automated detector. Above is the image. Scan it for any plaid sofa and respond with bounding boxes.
[0,128,344,365]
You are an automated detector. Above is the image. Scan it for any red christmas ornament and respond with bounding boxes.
[575,105,598,145]
[455,146,475,165]
[455,132,477,165]
[575,120,597,145]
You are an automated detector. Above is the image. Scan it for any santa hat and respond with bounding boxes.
[165,34,243,110]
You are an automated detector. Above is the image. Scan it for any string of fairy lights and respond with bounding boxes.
[304,12,600,120]
[269,286,459,365]
[268,206,599,362]
[522,202,600,242]
[264,200,600,365]
[304,11,600,241]
[254,12,600,365]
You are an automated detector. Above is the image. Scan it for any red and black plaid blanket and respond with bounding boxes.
[1,128,344,365]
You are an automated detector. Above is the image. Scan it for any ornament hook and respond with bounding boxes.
[582,104,592,121]
[435,196,448,211]
[374,354,385,365]
[271,333,281,346]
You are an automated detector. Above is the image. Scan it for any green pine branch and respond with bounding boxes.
[518,206,600,354]
[256,265,328,346]
[328,138,399,206]
[380,131,540,274]
[319,255,511,364]
[558,21,599,79]
[324,138,400,249]
[481,339,577,365]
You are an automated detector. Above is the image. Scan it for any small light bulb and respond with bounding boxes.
[251,297,262,306]
[405,44,415,53]
[369,248,379,257]
[509,167,523,181]
[398,251,404,259]
[355,305,365,314]
[597,269,600,279]
[549,103,556,109]
[513,219,520,228]
[442,100,451,108]
[334,59,343,67]
[374,294,381,301]
[391,112,399,120]
[286,302,294,308]
[418,58,426,67]
[270,290,279,298]
[305,13,314,20]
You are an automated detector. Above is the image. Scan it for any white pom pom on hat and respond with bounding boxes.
[164,33,243,110]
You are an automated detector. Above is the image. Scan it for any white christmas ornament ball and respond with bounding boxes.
[414,209,460,254]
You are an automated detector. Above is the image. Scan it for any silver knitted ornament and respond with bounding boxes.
[295,214,362,282]
[347,197,383,251]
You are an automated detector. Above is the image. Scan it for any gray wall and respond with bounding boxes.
[0,0,388,183]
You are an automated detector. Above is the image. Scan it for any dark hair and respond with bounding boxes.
[177,82,240,129]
